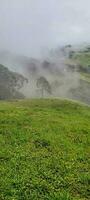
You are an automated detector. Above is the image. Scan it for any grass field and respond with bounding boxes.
[0,99,90,200]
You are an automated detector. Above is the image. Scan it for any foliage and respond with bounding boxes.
[36,76,52,97]
[70,52,90,68]
[0,64,28,99]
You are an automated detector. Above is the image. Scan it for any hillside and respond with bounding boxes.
[0,64,28,100]
[0,47,90,105]
[73,51,90,83]
[68,48,90,78]
[0,99,90,200]
[72,52,90,68]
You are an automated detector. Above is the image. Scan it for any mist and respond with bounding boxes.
[0,1,90,104]
[0,0,90,57]
[0,45,89,105]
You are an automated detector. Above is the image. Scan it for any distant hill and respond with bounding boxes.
[0,45,90,104]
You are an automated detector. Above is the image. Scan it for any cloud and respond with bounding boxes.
[0,0,90,57]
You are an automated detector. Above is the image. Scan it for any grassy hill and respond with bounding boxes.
[72,52,90,68]
[0,99,90,200]
[66,50,90,85]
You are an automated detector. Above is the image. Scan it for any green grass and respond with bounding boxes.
[80,73,90,83]
[72,52,90,68]
[67,51,90,83]
[74,52,90,82]
[0,99,90,200]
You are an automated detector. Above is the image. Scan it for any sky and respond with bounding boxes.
[0,0,90,57]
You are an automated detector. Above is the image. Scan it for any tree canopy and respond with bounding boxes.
[0,64,28,99]
[36,76,52,97]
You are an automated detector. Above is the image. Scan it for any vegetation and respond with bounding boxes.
[0,64,28,100]
[67,48,90,84]
[36,76,52,97]
[80,73,90,83]
[73,53,90,67]
[70,50,90,68]
[0,99,90,200]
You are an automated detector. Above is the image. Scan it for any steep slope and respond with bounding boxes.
[0,64,27,99]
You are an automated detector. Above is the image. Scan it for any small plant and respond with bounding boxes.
[34,139,50,148]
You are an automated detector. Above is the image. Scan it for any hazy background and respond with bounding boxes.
[0,0,90,57]
[0,0,90,104]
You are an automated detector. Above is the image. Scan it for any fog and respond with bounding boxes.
[0,0,90,57]
[0,45,89,105]
[0,1,90,104]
